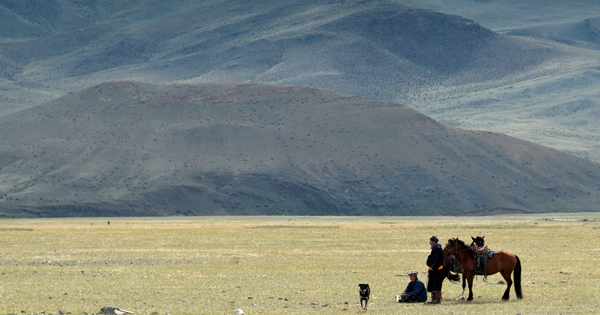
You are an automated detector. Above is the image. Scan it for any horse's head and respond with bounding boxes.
[445,238,472,255]
[471,235,485,247]
[443,238,458,255]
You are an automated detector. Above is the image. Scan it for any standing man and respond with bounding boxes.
[426,236,444,303]
[397,271,427,303]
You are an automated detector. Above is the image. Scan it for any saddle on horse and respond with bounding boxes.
[473,246,494,279]
[471,236,493,279]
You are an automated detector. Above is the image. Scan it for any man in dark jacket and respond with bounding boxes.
[426,236,444,303]
[397,271,427,303]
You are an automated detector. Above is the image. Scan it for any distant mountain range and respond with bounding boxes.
[2,0,600,216]
[0,0,555,98]
[1,81,599,217]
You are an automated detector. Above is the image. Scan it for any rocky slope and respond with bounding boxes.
[1,82,599,217]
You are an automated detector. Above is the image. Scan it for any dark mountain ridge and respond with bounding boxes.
[1,82,599,217]
[0,0,557,102]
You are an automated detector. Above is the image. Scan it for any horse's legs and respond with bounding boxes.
[501,270,513,301]
[461,275,466,300]
[466,273,474,301]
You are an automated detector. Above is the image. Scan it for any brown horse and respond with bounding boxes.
[443,238,522,301]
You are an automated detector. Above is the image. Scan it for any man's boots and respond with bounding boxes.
[427,292,435,303]
[428,291,441,304]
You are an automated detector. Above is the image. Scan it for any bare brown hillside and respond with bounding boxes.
[0,82,599,217]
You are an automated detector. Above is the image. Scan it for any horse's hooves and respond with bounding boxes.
[460,297,465,300]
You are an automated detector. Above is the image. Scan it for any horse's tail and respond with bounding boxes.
[443,263,461,283]
[514,255,523,299]
[447,271,461,283]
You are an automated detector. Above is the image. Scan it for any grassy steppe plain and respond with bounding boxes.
[1,213,599,314]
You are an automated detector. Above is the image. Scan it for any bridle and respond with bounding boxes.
[443,245,457,255]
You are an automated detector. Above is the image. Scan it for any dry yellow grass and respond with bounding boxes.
[0,213,599,314]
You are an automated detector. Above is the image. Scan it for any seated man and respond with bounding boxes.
[397,271,427,303]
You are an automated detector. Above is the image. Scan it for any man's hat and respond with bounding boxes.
[408,271,418,276]
[430,236,439,242]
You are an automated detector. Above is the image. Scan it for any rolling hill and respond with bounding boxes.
[1,81,599,217]
[3,1,600,216]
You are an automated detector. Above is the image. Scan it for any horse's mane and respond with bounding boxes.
[453,238,474,254]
